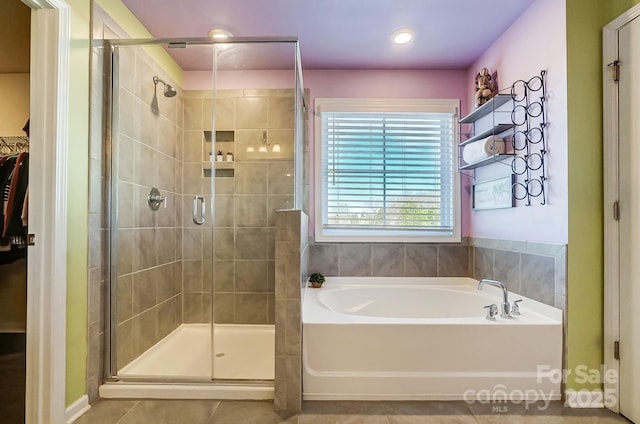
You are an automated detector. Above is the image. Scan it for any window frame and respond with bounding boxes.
[314,98,461,243]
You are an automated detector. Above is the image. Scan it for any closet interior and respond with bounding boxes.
[0,0,31,421]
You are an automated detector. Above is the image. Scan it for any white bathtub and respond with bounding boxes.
[302,277,562,401]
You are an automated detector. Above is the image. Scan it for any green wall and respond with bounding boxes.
[95,0,183,84]
[62,0,184,406]
[566,0,640,391]
[66,0,91,406]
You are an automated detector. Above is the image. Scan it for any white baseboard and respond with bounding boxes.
[65,395,90,424]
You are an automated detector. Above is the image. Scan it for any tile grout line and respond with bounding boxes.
[113,400,141,424]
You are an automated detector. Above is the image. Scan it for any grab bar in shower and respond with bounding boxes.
[193,195,206,225]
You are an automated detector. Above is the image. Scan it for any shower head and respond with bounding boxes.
[153,76,177,98]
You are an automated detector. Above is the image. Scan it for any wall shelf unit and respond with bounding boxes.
[459,71,548,206]
[459,94,513,124]
[459,124,515,147]
[459,154,514,170]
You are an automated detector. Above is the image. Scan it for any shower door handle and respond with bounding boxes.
[193,195,206,225]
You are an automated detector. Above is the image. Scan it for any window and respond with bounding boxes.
[314,98,460,242]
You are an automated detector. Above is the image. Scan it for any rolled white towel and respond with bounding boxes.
[462,135,505,164]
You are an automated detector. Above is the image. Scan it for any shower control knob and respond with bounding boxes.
[148,187,166,211]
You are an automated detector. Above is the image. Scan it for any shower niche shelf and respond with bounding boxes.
[203,161,234,178]
[203,130,235,178]
[459,71,548,206]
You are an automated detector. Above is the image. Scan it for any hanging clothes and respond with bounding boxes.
[4,152,28,238]
[0,152,28,265]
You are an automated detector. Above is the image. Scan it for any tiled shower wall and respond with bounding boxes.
[274,210,308,415]
[308,237,566,309]
[113,46,185,369]
[182,89,295,325]
[90,13,189,400]
[181,90,212,324]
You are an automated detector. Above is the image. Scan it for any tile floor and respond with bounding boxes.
[74,399,632,424]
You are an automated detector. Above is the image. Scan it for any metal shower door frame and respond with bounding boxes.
[101,36,303,385]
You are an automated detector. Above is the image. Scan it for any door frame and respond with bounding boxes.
[21,0,70,423]
[603,2,640,414]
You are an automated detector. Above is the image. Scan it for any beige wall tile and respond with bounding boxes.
[183,227,202,260]
[235,293,268,324]
[158,116,177,158]
[234,130,264,162]
[183,260,203,293]
[157,154,175,192]
[184,98,203,130]
[118,88,135,139]
[183,293,202,323]
[117,320,134,370]
[268,161,294,194]
[214,260,235,292]
[235,194,268,227]
[157,228,176,265]
[203,99,213,131]
[183,130,203,162]
[267,130,294,160]
[117,229,133,276]
[236,260,269,292]
[268,97,294,129]
[132,228,157,271]
[117,275,133,324]
[132,268,157,315]
[118,136,135,183]
[135,97,159,148]
[236,228,269,259]
[236,97,268,129]
[215,97,235,130]
[235,162,268,194]
[117,46,136,94]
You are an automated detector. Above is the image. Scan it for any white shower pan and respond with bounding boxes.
[100,323,275,400]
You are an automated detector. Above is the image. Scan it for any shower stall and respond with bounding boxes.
[100,37,305,398]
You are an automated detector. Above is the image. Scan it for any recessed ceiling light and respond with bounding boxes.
[208,28,233,39]
[392,28,414,45]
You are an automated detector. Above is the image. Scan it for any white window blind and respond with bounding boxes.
[315,99,460,242]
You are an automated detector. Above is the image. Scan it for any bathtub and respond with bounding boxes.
[302,277,562,401]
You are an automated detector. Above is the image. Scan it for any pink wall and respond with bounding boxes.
[186,68,471,237]
[184,70,296,90]
[184,2,569,244]
[303,69,470,237]
[466,0,568,243]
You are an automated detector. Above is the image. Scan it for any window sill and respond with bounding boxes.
[315,232,461,244]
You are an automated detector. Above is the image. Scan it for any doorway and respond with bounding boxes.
[0,1,30,421]
[604,4,640,423]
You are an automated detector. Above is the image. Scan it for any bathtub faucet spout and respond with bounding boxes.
[478,279,513,318]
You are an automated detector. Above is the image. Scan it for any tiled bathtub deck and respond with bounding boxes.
[74,399,631,424]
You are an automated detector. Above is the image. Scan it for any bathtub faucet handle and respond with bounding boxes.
[483,304,498,321]
[478,279,512,319]
[511,299,523,315]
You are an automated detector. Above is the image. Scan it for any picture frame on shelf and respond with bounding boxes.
[472,174,515,210]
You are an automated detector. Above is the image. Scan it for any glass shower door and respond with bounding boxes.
[108,42,215,381]
[208,41,301,381]
[106,37,304,386]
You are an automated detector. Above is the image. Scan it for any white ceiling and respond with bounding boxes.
[120,0,535,71]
